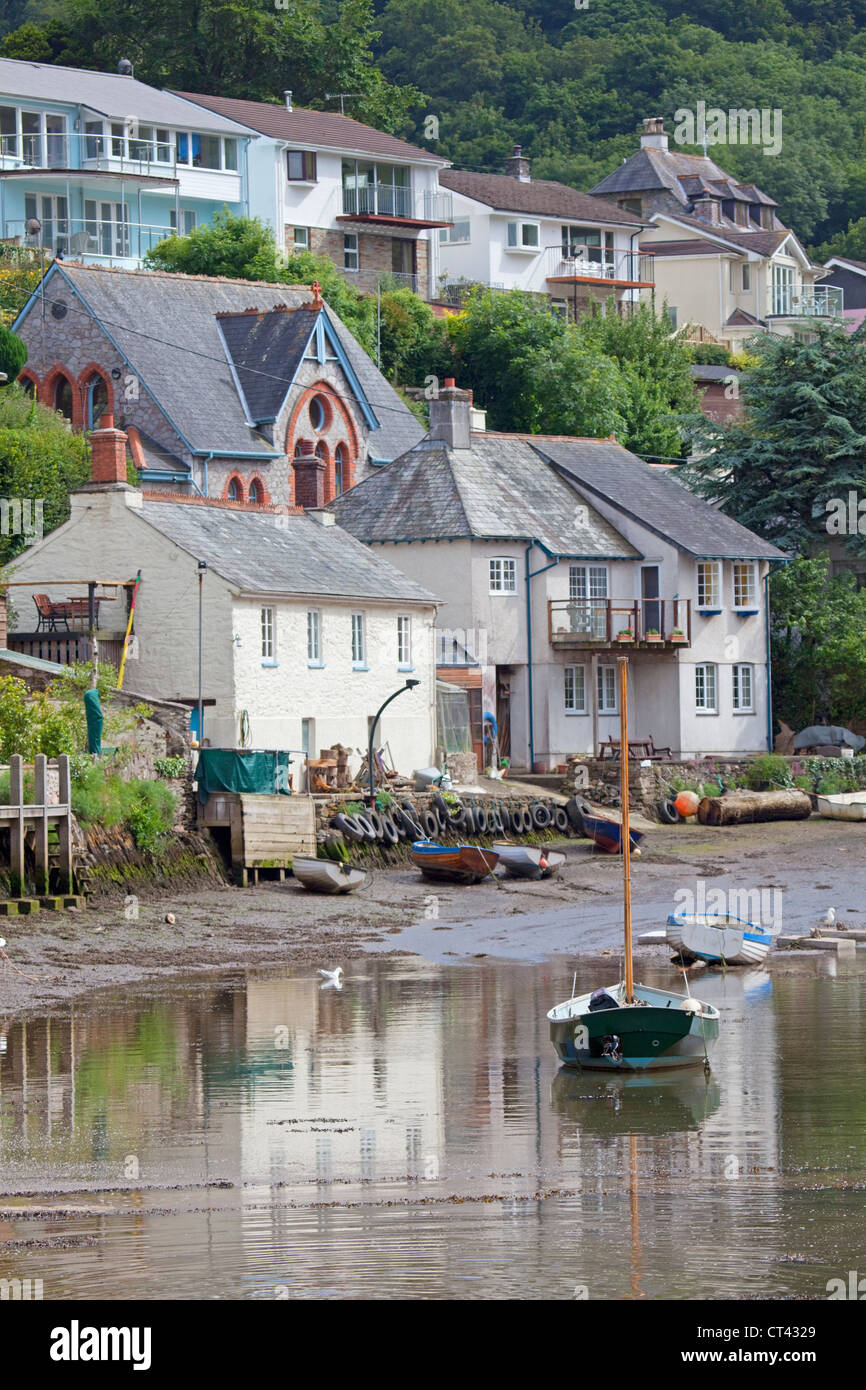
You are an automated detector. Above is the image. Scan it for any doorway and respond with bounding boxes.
[641,565,661,637]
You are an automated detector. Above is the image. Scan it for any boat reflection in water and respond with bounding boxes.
[550,1067,722,1135]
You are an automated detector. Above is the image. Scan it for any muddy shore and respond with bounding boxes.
[0,817,863,1017]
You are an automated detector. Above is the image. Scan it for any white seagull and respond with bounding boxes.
[318,966,343,991]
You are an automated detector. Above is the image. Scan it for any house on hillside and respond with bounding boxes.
[173,89,453,301]
[820,256,866,332]
[0,56,254,265]
[12,261,423,501]
[437,147,654,317]
[327,384,785,770]
[591,118,841,349]
[8,424,438,771]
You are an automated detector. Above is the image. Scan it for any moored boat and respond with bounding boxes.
[817,791,866,821]
[580,811,644,856]
[410,840,499,884]
[492,842,565,879]
[292,857,368,894]
[665,910,774,965]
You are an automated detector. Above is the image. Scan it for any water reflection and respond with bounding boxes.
[0,952,864,1299]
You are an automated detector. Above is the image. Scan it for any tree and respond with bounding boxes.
[0,384,90,565]
[0,324,27,383]
[770,555,866,729]
[684,325,866,555]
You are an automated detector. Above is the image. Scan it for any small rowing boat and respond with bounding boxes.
[665,910,774,965]
[816,791,866,822]
[580,811,644,856]
[492,842,565,879]
[409,840,499,884]
[292,857,367,894]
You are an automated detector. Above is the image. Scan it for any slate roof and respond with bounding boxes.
[531,439,785,561]
[439,170,647,227]
[641,238,726,257]
[0,58,249,132]
[689,364,741,382]
[218,306,320,423]
[326,435,640,558]
[173,90,446,164]
[137,500,438,604]
[825,256,866,276]
[23,264,422,461]
[591,146,784,227]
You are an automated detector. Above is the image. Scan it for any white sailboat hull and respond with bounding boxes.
[665,913,773,965]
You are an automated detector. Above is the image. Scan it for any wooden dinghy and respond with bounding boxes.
[816,791,866,822]
[665,911,774,966]
[292,857,367,894]
[492,842,565,879]
[409,840,499,884]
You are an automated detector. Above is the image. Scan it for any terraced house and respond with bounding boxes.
[0,56,254,265]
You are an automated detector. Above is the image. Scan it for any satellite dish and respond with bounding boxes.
[117,57,133,76]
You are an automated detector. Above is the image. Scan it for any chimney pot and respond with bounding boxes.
[284,90,293,111]
[90,422,129,486]
[429,381,472,451]
[640,116,669,152]
[504,143,531,183]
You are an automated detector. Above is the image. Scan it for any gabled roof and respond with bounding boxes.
[137,500,438,604]
[0,57,249,132]
[14,263,423,461]
[825,256,866,277]
[644,212,798,261]
[439,170,647,227]
[640,238,726,257]
[217,306,323,424]
[326,434,640,558]
[172,90,447,165]
[591,147,731,203]
[531,439,785,561]
[725,308,765,327]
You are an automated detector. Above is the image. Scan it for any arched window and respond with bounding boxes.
[85,373,109,429]
[53,376,73,420]
[19,374,37,397]
[226,475,244,502]
[315,441,328,460]
[334,443,346,496]
[248,477,263,505]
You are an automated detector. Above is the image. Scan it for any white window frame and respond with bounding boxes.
[597,664,617,715]
[293,226,309,251]
[170,208,197,236]
[695,663,718,714]
[174,131,238,171]
[732,663,754,713]
[564,664,587,714]
[343,232,359,271]
[397,615,412,669]
[772,262,795,316]
[568,564,608,639]
[489,557,517,594]
[440,219,471,244]
[506,220,540,252]
[697,561,721,609]
[261,606,276,663]
[307,609,322,666]
[742,263,751,292]
[732,561,757,610]
[26,192,70,254]
[352,612,367,668]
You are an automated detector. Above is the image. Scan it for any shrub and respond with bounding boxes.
[745,754,794,790]
[154,755,187,779]
[70,762,175,850]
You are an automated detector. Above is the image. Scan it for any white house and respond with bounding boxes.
[328,385,786,770]
[172,89,452,300]
[8,425,438,776]
[437,147,653,316]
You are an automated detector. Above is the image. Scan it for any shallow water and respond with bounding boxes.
[1,952,865,1299]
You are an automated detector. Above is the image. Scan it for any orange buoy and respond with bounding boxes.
[674,790,700,818]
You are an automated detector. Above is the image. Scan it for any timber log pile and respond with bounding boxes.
[698,789,812,825]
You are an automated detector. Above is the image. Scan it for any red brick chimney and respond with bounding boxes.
[89,414,129,485]
[293,439,325,508]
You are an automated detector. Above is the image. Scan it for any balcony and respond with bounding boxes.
[6,214,177,267]
[768,284,844,319]
[549,598,691,649]
[339,185,453,228]
[545,245,655,289]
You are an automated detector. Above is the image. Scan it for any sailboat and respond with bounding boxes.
[547,657,720,1071]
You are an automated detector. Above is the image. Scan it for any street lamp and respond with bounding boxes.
[197,560,207,747]
[367,679,420,802]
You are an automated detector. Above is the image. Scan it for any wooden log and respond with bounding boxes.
[698,789,812,826]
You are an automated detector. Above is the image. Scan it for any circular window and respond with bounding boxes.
[51,299,68,321]
[309,394,329,431]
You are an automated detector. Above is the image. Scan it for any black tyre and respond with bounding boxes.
[430,790,451,818]
[531,802,551,830]
[331,812,366,843]
[368,810,385,839]
[474,805,488,834]
[355,813,378,842]
[657,798,681,825]
[500,804,512,833]
[381,815,399,845]
[554,806,569,833]
[436,809,449,835]
[422,808,439,838]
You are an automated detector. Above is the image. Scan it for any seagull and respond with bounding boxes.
[821,907,837,930]
[318,966,343,990]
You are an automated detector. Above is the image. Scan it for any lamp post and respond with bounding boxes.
[367,679,420,802]
[197,560,207,747]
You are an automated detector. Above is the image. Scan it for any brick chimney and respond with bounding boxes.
[640,117,669,152]
[429,379,472,450]
[693,193,722,224]
[504,144,530,183]
[293,439,326,508]
[89,414,129,485]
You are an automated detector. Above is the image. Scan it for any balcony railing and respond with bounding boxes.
[769,283,844,318]
[341,184,452,223]
[6,216,176,264]
[0,128,238,179]
[549,598,691,647]
[545,245,655,286]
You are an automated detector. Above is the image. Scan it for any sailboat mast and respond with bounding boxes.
[618,656,634,1003]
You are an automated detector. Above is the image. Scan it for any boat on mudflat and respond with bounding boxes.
[292,857,368,894]
[492,842,565,880]
[665,910,774,965]
[580,811,644,856]
[817,791,866,822]
[410,840,499,884]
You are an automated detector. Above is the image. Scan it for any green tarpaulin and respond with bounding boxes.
[84,687,103,756]
[194,749,293,804]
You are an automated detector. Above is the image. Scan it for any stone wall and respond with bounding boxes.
[563,755,753,815]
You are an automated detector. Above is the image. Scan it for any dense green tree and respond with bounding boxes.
[770,556,866,728]
[684,326,866,554]
[0,325,28,384]
[0,384,90,565]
